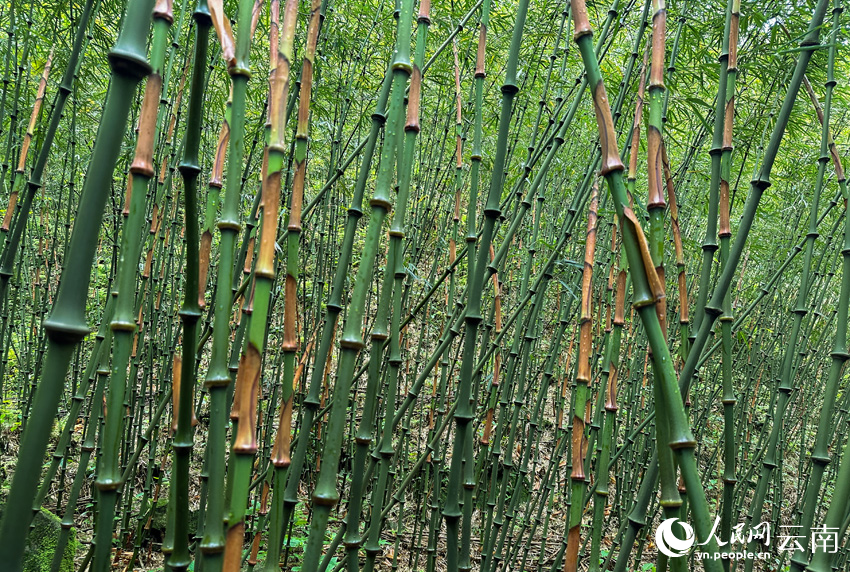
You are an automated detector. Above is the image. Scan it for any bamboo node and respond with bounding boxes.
[110,320,136,332]
[312,492,339,507]
[228,65,252,79]
[95,478,122,492]
[339,338,365,350]
[668,438,697,450]
[217,220,242,232]
[107,49,152,80]
[391,61,413,74]
[500,82,519,95]
[130,163,155,178]
[369,197,392,211]
[43,318,91,342]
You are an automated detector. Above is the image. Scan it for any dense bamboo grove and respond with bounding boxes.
[0,0,849,570]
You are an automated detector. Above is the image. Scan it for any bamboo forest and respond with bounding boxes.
[3,0,850,570]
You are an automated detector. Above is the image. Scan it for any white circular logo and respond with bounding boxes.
[656,518,696,558]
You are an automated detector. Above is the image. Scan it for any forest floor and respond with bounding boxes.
[0,381,798,572]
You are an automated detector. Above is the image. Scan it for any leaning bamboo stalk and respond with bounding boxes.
[445,0,528,569]
[298,0,415,567]
[361,7,431,570]
[0,0,97,309]
[199,0,256,567]
[11,0,102,511]
[93,3,174,571]
[564,183,598,572]
[570,2,725,570]
[1,48,51,233]
[262,0,317,566]
[222,0,298,565]
[0,2,154,568]
[788,1,846,569]
[277,25,396,551]
[163,0,210,569]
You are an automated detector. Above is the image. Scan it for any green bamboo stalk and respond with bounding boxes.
[741,19,832,572]
[564,183,598,572]
[164,0,210,569]
[570,2,724,570]
[677,0,830,422]
[199,0,255,566]
[588,227,626,572]
[0,3,14,198]
[646,5,687,572]
[1,48,52,237]
[93,3,173,570]
[0,2,154,569]
[259,0,321,567]
[789,1,846,569]
[359,6,429,570]
[277,43,396,556]
[48,364,107,572]
[690,0,733,340]
[222,0,297,562]
[444,0,527,568]
[298,0,414,567]
[0,2,32,230]
[0,0,98,376]
[716,2,739,568]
